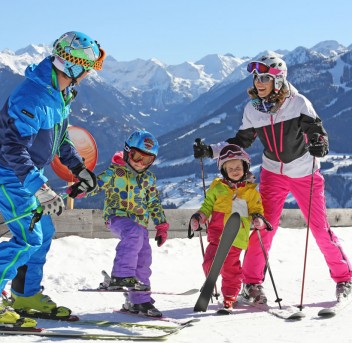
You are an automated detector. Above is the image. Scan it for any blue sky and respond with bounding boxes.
[1,0,351,64]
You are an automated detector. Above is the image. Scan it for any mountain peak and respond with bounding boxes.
[310,40,347,57]
[15,44,51,56]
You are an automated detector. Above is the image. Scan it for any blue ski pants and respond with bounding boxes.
[0,179,55,296]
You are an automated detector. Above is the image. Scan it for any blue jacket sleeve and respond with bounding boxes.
[57,129,84,170]
[1,101,47,194]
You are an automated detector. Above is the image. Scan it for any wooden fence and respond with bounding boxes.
[2,209,351,239]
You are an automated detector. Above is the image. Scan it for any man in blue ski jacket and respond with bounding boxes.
[0,31,105,327]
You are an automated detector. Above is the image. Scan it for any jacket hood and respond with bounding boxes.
[112,151,126,166]
[25,56,55,90]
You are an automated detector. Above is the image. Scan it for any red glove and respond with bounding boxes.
[190,212,207,231]
[155,223,169,247]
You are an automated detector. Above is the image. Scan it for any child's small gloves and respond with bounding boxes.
[190,212,207,231]
[155,222,169,247]
[253,217,266,230]
[252,214,273,231]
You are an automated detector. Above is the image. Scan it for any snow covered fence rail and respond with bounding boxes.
[1,209,352,239]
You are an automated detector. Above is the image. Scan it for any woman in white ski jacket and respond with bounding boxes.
[194,55,352,304]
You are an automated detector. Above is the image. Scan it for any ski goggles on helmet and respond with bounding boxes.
[54,45,106,71]
[253,74,273,84]
[128,148,155,166]
[247,61,282,76]
[217,144,250,170]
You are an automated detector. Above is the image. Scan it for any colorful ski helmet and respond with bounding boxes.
[52,31,105,80]
[217,144,251,182]
[247,55,287,93]
[124,130,159,172]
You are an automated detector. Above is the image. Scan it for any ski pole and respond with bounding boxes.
[0,207,43,238]
[0,193,68,238]
[195,138,220,300]
[298,156,316,311]
[198,155,207,258]
[256,229,282,309]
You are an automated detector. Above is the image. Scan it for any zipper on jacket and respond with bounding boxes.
[51,124,59,158]
[270,116,285,174]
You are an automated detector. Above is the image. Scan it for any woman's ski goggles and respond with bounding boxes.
[247,61,282,76]
[129,148,155,166]
[253,74,273,84]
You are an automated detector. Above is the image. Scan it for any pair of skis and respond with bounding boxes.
[78,270,199,296]
[0,314,198,340]
[0,326,181,340]
[237,295,352,320]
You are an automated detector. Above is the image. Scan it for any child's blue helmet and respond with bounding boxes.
[125,130,159,157]
[123,130,159,172]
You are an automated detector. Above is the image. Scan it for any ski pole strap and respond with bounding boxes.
[188,219,194,239]
[188,218,205,239]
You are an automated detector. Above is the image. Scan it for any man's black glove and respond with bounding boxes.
[69,163,97,198]
[193,138,213,159]
[308,133,329,157]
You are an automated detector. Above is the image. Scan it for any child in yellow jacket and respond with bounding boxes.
[190,144,272,312]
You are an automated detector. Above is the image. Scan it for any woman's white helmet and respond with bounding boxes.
[247,55,287,93]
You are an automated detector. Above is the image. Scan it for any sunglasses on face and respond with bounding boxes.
[254,74,273,84]
[128,148,155,166]
[247,61,282,76]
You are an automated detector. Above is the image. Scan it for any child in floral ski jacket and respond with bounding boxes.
[85,130,169,317]
[190,144,271,312]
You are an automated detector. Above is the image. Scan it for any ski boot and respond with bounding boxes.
[0,294,36,328]
[121,292,162,317]
[5,289,73,320]
[123,301,162,317]
[241,283,267,304]
[336,281,352,302]
[108,276,151,291]
[217,296,237,315]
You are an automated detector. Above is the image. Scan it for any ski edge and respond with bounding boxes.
[114,309,200,326]
[0,327,175,340]
[237,295,305,320]
[79,287,199,296]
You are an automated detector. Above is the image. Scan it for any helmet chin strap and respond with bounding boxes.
[68,67,79,87]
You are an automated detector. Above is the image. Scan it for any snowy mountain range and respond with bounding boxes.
[1,40,352,208]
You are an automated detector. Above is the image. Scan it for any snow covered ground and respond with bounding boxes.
[2,226,352,342]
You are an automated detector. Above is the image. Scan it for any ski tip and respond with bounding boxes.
[317,309,336,318]
[216,309,231,315]
[179,289,199,295]
[287,311,305,320]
